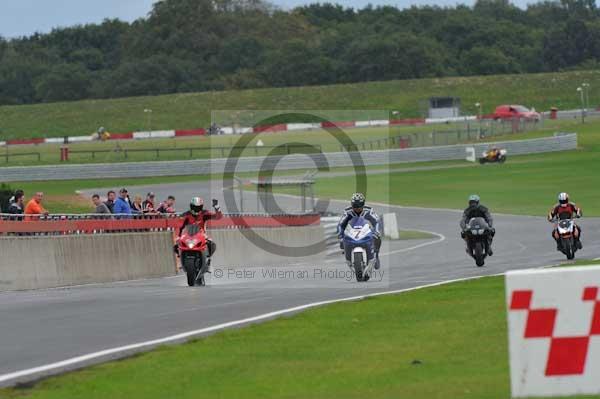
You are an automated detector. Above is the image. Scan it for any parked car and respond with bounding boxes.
[492,105,540,121]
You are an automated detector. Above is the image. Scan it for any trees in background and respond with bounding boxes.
[1,0,600,105]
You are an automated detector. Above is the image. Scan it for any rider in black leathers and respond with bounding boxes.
[460,194,496,256]
[337,193,382,269]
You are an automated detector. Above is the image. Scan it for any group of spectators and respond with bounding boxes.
[6,190,48,216]
[3,188,176,219]
[92,188,176,217]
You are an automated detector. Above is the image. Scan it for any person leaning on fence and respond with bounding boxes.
[25,192,48,219]
[142,192,157,215]
[92,194,111,216]
[113,188,132,217]
[104,190,116,213]
[8,190,25,218]
[157,196,176,214]
[131,195,143,215]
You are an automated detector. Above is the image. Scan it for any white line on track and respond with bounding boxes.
[0,229,446,386]
[0,272,492,386]
[381,230,445,257]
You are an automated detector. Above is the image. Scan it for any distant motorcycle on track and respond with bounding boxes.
[479,148,507,164]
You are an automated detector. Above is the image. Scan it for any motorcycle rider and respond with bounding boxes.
[548,192,582,250]
[176,197,223,260]
[337,193,382,269]
[487,146,500,161]
[460,194,495,256]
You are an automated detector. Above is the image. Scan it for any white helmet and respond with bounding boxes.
[190,197,204,214]
[558,192,569,206]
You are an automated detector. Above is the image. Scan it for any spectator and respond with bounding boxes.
[8,190,25,219]
[142,192,156,214]
[157,196,176,214]
[132,195,143,215]
[25,192,48,216]
[104,190,116,213]
[113,188,132,216]
[92,194,111,215]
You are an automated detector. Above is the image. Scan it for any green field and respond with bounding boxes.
[0,126,397,166]
[0,69,598,140]
[2,275,596,399]
[4,160,468,213]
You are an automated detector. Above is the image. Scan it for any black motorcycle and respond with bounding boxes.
[463,217,493,267]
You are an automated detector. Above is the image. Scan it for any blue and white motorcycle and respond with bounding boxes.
[342,216,376,282]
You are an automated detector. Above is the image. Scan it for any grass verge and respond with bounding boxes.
[1,69,599,139]
[4,160,466,213]
[392,230,437,240]
[2,276,597,399]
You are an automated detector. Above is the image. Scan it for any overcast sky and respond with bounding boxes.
[1,0,532,38]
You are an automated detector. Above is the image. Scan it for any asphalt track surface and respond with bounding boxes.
[2,181,600,387]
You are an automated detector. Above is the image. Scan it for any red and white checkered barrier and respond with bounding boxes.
[506,266,600,397]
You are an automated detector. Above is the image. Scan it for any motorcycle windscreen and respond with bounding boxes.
[468,217,489,234]
[558,220,574,233]
[344,217,372,242]
[184,224,202,236]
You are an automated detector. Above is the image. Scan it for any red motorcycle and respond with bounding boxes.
[177,224,210,286]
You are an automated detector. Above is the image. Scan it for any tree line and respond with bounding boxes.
[1,0,599,105]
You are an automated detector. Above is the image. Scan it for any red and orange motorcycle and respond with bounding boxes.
[177,224,211,286]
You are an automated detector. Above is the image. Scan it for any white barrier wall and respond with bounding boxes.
[0,232,176,291]
[506,266,600,397]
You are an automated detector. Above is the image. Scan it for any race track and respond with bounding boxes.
[2,182,600,386]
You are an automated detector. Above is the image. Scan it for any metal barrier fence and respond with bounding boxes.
[342,117,541,151]
[0,213,321,235]
[68,143,322,161]
[0,134,577,182]
[2,152,41,163]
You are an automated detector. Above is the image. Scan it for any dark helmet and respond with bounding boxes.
[351,193,366,209]
[190,197,204,214]
[558,192,569,206]
[468,194,480,206]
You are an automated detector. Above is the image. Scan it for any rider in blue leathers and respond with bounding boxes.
[337,193,382,269]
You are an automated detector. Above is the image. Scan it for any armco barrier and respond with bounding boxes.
[0,232,176,291]
[0,134,577,182]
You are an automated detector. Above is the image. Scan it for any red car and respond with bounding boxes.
[492,105,540,120]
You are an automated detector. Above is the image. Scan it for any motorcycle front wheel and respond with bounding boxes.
[563,239,575,260]
[353,252,365,282]
[474,242,485,267]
